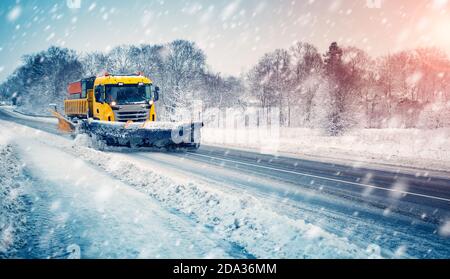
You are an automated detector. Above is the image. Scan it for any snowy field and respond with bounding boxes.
[202,127,450,172]
[0,119,387,259]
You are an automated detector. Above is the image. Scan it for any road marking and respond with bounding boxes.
[187,152,450,203]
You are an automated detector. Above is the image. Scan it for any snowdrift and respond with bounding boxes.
[0,141,28,258]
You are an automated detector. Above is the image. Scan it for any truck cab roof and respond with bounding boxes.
[94,74,152,86]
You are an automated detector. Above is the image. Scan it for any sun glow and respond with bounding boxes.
[431,18,450,52]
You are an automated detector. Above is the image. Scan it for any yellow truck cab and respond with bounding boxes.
[65,73,159,123]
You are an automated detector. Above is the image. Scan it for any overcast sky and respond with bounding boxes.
[0,0,449,81]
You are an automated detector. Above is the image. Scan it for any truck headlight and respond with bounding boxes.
[111,101,117,106]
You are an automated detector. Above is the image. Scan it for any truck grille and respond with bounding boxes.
[115,110,149,122]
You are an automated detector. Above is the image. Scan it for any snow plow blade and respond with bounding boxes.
[80,120,203,150]
[50,109,76,133]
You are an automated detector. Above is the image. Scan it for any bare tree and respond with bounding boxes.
[247,49,291,125]
[161,40,206,116]
[80,51,109,76]
[247,53,277,111]
[108,45,135,74]
[289,42,323,126]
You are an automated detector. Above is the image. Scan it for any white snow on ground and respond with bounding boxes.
[439,220,450,237]
[202,127,450,172]
[22,142,230,258]
[0,120,381,258]
[0,134,28,257]
[1,121,231,259]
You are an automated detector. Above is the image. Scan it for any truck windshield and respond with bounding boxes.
[105,84,152,105]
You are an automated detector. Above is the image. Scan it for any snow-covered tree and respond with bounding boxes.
[418,101,450,129]
[247,49,291,125]
[81,51,109,77]
[160,40,207,118]
[0,46,83,114]
[136,44,166,86]
[248,53,277,110]
[323,42,358,135]
[289,42,323,126]
[1,39,449,129]
[309,75,335,132]
[341,46,375,128]
[200,73,244,109]
[108,45,135,74]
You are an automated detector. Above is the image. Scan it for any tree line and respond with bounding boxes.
[0,40,449,133]
[247,42,450,134]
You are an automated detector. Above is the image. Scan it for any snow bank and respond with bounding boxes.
[71,150,373,258]
[202,127,450,172]
[0,107,57,124]
[0,141,28,258]
[68,142,375,258]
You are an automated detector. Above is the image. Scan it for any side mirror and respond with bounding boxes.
[154,86,160,101]
[49,103,57,112]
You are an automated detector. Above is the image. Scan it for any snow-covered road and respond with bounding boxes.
[1,108,449,259]
[125,151,449,258]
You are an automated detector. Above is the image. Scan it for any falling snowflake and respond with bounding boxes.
[7,6,21,22]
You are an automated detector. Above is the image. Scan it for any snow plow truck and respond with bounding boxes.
[51,72,202,150]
